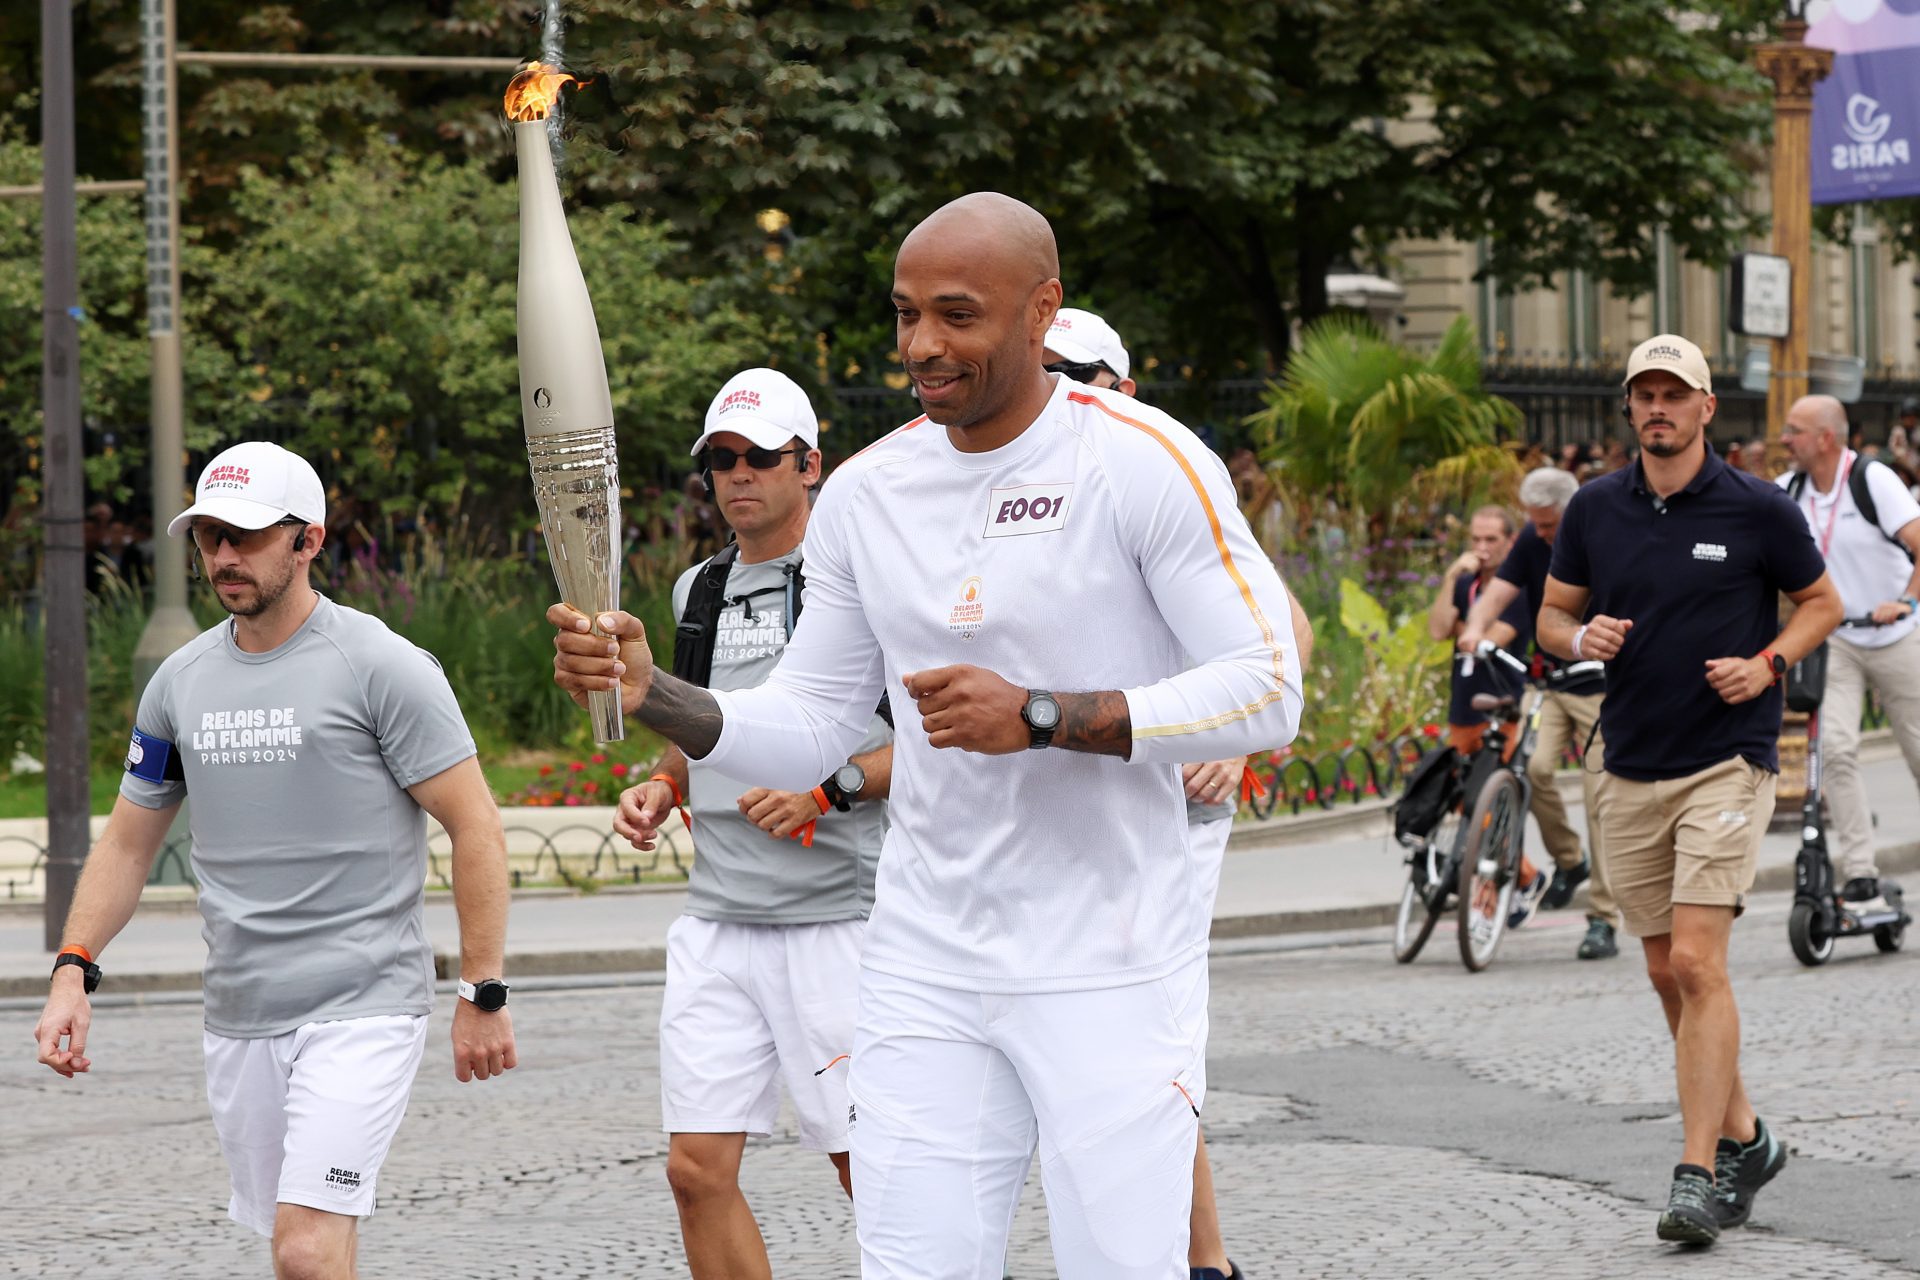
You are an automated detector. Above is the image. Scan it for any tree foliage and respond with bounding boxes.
[567,0,1779,373]
[2,131,770,519]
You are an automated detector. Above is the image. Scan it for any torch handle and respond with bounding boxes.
[587,685,625,745]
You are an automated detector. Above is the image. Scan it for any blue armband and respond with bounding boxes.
[125,727,184,784]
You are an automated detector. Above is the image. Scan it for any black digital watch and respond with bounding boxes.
[51,952,102,994]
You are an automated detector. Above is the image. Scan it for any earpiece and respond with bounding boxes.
[292,527,308,553]
[1620,397,1632,424]
[700,470,716,501]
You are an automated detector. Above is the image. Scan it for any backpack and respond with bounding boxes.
[670,543,893,726]
[1785,457,1915,562]
[1393,745,1464,843]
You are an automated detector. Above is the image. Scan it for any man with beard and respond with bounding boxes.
[551,192,1309,1278]
[34,441,515,1280]
[1538,336,1840,1246]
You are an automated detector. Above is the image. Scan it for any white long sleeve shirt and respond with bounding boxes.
[701,375,1304,991]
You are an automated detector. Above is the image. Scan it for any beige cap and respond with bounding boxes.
[1624,334,1712,394]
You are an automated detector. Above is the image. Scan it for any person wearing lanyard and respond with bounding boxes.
[1778,394,1920,919]
[1538,335,1841,1246]
[1428,505,1528,757]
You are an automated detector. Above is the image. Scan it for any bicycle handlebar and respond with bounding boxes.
[1458,640,1530,678]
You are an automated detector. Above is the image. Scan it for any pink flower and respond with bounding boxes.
[565,795,583,806]
[591,753,607,765]
[610,763,629,778]
[539,765,553,776]
[568,762,586,773]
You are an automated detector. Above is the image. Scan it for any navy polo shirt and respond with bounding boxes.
[1549,446,1826,781]
[1495,523,1604,693]
[1447,573,1529,726]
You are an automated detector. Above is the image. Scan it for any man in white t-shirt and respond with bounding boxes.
[1780,395,1920,915]
[551,192,1309,1279]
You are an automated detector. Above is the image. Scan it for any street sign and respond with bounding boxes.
[1730,253,1792,338]
[1738,348,1867,403]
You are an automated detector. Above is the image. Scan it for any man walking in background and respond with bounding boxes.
[611,368,893,1279]
[1539,336,1840,1245]
[1460,466,1621,959]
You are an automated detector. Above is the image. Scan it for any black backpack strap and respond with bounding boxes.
[1785,469,1807,502]
[671,543,740,689]
[1851,458,1913,561]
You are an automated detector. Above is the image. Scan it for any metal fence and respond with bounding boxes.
[3,694,1887,900]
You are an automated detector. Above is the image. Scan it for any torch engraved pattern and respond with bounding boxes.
[528,426,623,744]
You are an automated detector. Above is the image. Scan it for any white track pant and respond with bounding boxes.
[847,954,1209,1279]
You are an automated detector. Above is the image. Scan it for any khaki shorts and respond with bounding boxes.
[1594,756,1776,938]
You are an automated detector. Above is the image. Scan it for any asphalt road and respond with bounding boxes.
[2,893,1915,1278]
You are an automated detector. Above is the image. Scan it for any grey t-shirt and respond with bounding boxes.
[121,595,476,1038]
[673,548,889,923]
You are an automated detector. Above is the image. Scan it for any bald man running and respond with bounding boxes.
[552,192,1309,1279]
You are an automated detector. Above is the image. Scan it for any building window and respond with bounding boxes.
[1852,226,1880,369]
[1476,240,1514,362]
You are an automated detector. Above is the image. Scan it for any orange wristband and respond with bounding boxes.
[57,944,93,964]
[810,786,831,815]
[648,772,685,807]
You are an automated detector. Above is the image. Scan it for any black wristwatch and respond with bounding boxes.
[1022,690,1062,750]
[821,762,865,813]
[51,952,101,994]
[458,978,510,1012]
[1762,649,1787,685]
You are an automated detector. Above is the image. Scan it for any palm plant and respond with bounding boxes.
[1250,314,1521,529]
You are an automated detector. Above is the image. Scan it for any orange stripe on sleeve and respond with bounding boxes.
[1065,390,1293,740]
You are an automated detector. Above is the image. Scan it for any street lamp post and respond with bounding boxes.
[1755,4,1833,469]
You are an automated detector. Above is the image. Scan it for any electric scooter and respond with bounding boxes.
[1786,624,1911,966]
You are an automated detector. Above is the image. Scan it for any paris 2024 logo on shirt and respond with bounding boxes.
[191,705,305,766]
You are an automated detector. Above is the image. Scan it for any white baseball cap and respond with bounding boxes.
[1624,334,1712,394]
[1044,307,1130,381]
[167,441,326,537]
[691,368,820,455]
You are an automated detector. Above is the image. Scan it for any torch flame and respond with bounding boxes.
[505,62,579,122]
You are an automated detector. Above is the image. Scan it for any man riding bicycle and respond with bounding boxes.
[1459,467,1620,959]
[1779,395,1920,919]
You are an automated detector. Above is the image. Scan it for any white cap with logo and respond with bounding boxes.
[691,368,820,455]
[167,441,326,537]
[1044,308,1130,382]
[1624,334,1712,394]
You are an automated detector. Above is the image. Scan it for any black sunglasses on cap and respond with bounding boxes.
[698,445,806,473]
[1045,359,1115,386]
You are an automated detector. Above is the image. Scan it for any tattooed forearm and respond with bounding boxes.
[636,672,725,759]
[1055,691,1133,759]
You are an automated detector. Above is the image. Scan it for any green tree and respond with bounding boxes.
[2,131,771,521]
[568,0,1778,374]
[1249,314,1520,526]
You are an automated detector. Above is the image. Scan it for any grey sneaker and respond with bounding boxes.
[1507,869,1551,930]
[1713,1117,1788,1228]
[1577,916,1618,960]
[1658,1163,1721,1245]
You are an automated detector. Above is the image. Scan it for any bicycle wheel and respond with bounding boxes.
[1457,771,1525,972]
[1393,810,1461,963]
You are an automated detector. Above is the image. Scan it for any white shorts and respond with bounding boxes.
[203,1014,428,1237]
[659,915,863,1152]
[849,955,1209,1280]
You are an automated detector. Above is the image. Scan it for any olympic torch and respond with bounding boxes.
[506,64,624,743]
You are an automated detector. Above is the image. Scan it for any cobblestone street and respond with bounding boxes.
[3,893,1915,1278]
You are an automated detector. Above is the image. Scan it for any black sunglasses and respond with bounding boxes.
[699,445,804,473]
[190,516,305,555]
[1045,359,1114,386]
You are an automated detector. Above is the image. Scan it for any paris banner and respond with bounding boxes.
[1810,0,1920,204]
